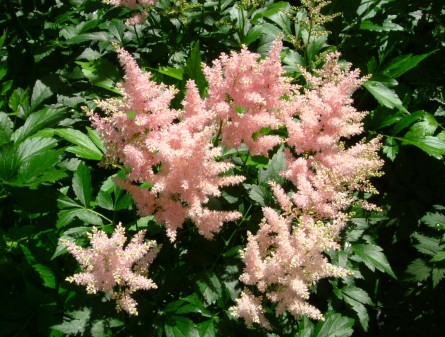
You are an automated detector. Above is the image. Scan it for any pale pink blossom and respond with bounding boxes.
[90,49,245,241]
[62,224,159,315]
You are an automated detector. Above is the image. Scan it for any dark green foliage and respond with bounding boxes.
[1,0,445,336]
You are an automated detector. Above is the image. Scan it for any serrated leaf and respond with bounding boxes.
[73,162,92,207]
[363,81,406,112]
[164,316,199,337]
[383,51,436,79]
[400,136,445,159]
[406,258,431,282]
[197,320,216,337]
[8,87,30,112]
[352,243,397,279]
[403,114,439,139]
[158,66,184,80]
[12,107,65,143]
[421,212,445,230]
[382,136,399,161]
[0,112,13,146]
[258,147,286,185]
[391,110,425,136]
[57,208,102,228]
[76,59,121,94]
[430,251,445,263]
[341,296,369,331]
[341,286,373,305]
[412,232,440,256]
[48,128,103,160]
[31,79,53,110]
[312,313,354,337]
[51,308,91,336]
[196,272,222,305]
[32,263,56,289]
[295,316,315,337]
[431,267,445,288]
[244,184,266,206]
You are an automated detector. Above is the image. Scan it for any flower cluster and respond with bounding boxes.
[229,47,383,328]
[62,224,159,315]
[89,38,383,325]
[90,47,244,241]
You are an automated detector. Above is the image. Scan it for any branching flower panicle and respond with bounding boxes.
[62,223,159,315]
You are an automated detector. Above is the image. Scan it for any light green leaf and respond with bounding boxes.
[57,208,102,228]
[421,212,445,230]
[73,162,92,207]
[51,308,91,336]
[363,81,406,112]
[391,110,425,136]
[46,128,103,160]
[244,184,266,206]
[258,147,286,185]
[158,66,184,80]
[341,296,369,331]
[352,243,397,279]
[76,59,121,94]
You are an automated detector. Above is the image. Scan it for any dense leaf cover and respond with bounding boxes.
[1,0,445,336]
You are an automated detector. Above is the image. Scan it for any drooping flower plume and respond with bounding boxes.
[62,224,159,315]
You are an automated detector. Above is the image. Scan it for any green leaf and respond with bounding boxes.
[422,212,445,230]
[185,41,207,96]
[76,59,121,94]
[8,87,29,112]
[31,79,53,111]
[382,137,398,161]
[12,107,65,143]
[57,208,103,228]
[406,258,431,282]
[51,308,91,336]
[32,263,56,289]
[196,272,222,305]
[158,66,184,80]
[258,147,286,185]
[0,112,13,146]
[66,32,110,45]
[352,243,397,279]
[431,267,445,287]
[197,320,216,337]
[383,51,436,79]
[391,110,425,136]
[341,286,373,331]
[164,316,199,337]
[244,184,266,206]
[73,162,92,207]
[46,128,103,160]
[403,114,439,139]
[363,81,406,112]
[400,136,445,159]
[312,312,354,337]
[412,232,440,257]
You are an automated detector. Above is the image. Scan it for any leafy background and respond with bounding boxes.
[1,0,445,336]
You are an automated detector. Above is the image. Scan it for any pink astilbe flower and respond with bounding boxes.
[62,224,159,315]
[203,39,291,155]
[232,49,383,328]
[90,49,244,241]
[231,208,348,328]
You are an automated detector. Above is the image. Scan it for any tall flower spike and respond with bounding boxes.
[90,49,245,241]
[203,39,291,155]
[62,224,159,316]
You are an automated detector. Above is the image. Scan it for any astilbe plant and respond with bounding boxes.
[62,224,159,315]
[103,0,157,25]
[86,38,383,328]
